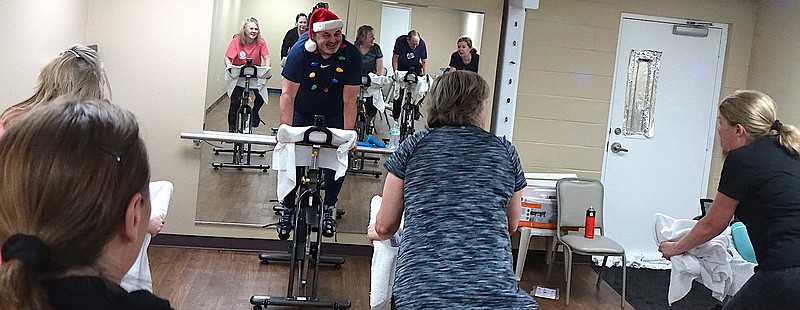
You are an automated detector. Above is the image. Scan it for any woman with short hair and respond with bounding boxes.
[368,71,539,309]
[355,24,385,130]
[447,36,479,73]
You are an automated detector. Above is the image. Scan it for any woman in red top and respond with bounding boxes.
[224,17,271,132]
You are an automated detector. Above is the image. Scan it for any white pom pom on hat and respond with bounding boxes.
[304,8,344,52]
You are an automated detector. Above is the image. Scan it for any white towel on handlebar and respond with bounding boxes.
[224,65,272,101]
[365,73,392,112]
[272,124,357,201]
[389,71,432,104]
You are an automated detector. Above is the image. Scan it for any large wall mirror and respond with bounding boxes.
[195,0,491,235]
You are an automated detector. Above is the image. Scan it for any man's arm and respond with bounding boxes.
[421,58,428,75]
[280,79,300,126]
[343,85,359,130]
[392,54,399,72]
[224,56,232,66]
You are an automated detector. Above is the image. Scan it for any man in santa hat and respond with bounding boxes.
[278,8,362,241]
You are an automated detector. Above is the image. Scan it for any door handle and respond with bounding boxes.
[610,142,628,153]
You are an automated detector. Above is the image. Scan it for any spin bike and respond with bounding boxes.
[349,74,382,178]
[396,71,423,143]
[212,58,270,172]
[251,116,351,309]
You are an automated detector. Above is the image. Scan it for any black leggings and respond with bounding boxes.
[282,167,345,209]
[364,96,377,118]
[391,88,404,119]
[228,86,264,131]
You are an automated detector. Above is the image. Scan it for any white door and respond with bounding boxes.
[601,14,727,261]
[379,5,411,76]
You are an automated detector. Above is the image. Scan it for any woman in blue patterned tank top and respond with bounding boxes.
[368,71,538,309]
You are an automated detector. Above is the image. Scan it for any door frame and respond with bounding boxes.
[601,13,728,202]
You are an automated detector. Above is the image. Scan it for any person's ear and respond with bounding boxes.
[734,123,746,135]
[123,192,145,242]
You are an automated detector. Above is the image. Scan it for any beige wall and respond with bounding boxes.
[747,0,800,136]
[204,0,242,110]
[514,0,758,199]
[410,7,464,74]
[0,0,90,107]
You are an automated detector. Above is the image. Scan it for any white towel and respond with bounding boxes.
[224,65,272,101]
[388,71,432,106]
[272,124,356,201]
[652,213,755,305]
[365,73,392,112]
[121,180,173,293]
[369,195,397,310]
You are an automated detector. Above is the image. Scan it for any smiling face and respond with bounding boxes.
[245,22,259,42]
[314,28,343,58]
[297,16,308,32]
[365,31,375,46]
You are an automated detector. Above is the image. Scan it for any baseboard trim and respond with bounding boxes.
[150,233,373,257]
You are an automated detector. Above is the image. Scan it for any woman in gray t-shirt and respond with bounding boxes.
[368,71,539,309]
[355,25,384,127]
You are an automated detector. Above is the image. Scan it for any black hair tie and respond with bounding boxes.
[771,119,783,134]
[1,234,50,270]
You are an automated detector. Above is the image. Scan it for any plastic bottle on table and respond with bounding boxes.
[388,122,400,149]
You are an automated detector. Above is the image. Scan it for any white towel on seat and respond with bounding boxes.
[272,124,356,201]
[121,180,173,293]
[653,213,755,305]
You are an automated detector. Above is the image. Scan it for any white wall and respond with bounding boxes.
[0,0,90,109]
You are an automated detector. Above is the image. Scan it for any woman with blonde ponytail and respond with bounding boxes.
[659,90,800,309]
[0,100,172,310]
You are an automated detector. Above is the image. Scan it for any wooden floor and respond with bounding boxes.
[149,245,634,309]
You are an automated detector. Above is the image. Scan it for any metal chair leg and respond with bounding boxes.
[564,247,572,306]
[621,254,627,308]
[545,240,559,282]
[597,256,609,286]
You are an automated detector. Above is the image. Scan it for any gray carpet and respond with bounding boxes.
[599,267,723,310]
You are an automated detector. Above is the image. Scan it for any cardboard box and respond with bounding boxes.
[519,196,557,229]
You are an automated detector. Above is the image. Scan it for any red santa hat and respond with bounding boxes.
[304,8,344,52]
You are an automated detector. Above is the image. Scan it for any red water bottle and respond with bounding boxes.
[584,206,596,239]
